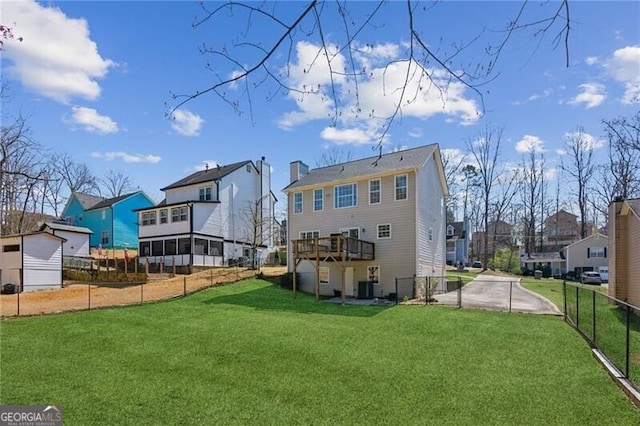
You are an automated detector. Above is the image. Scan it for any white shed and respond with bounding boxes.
[0,232,66,292]
[40,221,92,258]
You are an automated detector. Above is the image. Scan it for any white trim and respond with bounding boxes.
[368,178,381,205]
[334,183,357,209]
[394,173,408,201]
[313,188,324,212]
[293,192,303,214]
[377,224,391,239]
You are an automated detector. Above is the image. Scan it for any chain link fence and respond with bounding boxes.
[0,267,260,317]
[393,276,465,307]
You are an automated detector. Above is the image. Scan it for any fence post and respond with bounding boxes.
[425,277,429,305]
[576,286,579,329]
[457,277,462,308]
[592,291,596,345]
[141,281,144,304]
[626,304,631,379]
[184,277,187,296]
[563,281,567,319]
[88,283,91,311]
[509,281,513,313]
[17,283,20,317]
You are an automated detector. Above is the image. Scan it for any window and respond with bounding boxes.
[194,238,209,255]
[199,187,212,201]
[588,247,606,258]
[377,224,391,239]
[152,240,163,256]
[210,241,223,256]
[2,244,19,252]
[141,211,156,226]
[139,241,150,256]
[101,210,106,220]
[369,179,381,204]
[319,267,329,285]
[101,230,109,245]
[447,225,454,236]
[159,209,168,224]
[314,188,324,211]
[395,174,407,200]
[171,206,188,222]
[293,192,303,214]
[177,238,191,254]
[300,231,320,240]
[367,266,379,283]
[164,239,177,256]
[334,183,357,208]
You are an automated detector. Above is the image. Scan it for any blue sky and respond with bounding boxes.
[2,1,639,218]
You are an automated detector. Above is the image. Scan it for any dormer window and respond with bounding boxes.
[447,225,454,237]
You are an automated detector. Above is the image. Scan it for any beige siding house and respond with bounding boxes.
[609,198,640,306]
[283,144,448,300]
[564,233,609,278]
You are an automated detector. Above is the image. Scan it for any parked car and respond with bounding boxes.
[581,271,602,285]
[472,260,483,268]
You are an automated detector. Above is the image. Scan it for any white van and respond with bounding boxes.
[598,266,609,283]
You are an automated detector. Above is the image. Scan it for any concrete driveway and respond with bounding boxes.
[434,274,562,315]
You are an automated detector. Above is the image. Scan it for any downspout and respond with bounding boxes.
[189,202,194,272]
[20,235,24,292]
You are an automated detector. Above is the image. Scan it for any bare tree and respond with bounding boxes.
[561,128,595,239]
[467,125,504,269]
[441,149,467,221]
[315,147,354,167]
[0,85,48,234]
[101,170,137,198]
[52,153,99,195]
[170,1,571,146]
[489,169,520,268]
[240,194,275,269]
[602,113,640,199]
[518,150,545,255]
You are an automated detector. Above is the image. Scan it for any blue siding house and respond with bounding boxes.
[62,191,155,249]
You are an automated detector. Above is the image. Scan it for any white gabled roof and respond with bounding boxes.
[564,232,608,250]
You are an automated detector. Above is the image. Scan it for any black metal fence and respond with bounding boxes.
[564,282,640,391]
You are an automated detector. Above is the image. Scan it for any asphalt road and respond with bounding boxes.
[434,274,562,315]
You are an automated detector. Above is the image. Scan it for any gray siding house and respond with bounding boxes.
[283,144,448,300]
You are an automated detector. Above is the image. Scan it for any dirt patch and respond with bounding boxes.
[0,266,287,318]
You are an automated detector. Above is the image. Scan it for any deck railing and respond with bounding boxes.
[292,236,374,260]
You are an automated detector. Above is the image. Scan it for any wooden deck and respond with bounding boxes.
[292,236,375,261]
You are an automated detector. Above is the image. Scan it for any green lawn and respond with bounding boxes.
[1,279,638,424]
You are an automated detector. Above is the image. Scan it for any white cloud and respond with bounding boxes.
[568,83,606,108]
[604,45,640,104]
[170,109,204,136]
[278,41,480,131]
[564,131,605,151]
[408,127,423,138]
[585,56,599,65]
[187,160,219,173]
[69,107,118,134]
[2,0,114,103]
[556,148,567,156]
[320,127,375,146]
[544,168,557,180]
[515,135,545,153]
[92,151,161,163]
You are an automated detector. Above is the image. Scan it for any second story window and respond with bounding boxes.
[159,209,168,224]
[293,192,303,214]
[447,225,454,236]
[369,179,381,204]
[334,183,357,208]
[377,224,391,239]
[199,187,212,201]
[588,247,606,258]
[141,211,156,226]
[314,189,324,211]
[395,174,407,201]
[171,206,188,222]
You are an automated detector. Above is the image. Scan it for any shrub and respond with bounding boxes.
[279,272,300,289]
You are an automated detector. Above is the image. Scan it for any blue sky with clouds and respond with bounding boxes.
[2,1,639,215]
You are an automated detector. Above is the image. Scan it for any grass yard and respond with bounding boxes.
[1,279,638,425]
